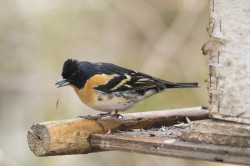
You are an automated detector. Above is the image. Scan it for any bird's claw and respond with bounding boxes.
[97,112,123,119]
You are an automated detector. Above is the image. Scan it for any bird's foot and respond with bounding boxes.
[97,110,123,119]
[111,110,123,119]
[113,113,123,119]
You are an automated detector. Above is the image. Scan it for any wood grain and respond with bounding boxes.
[91,131,250,165]
[179,119,250,147]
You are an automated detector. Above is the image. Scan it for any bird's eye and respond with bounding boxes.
[70,72,76,79]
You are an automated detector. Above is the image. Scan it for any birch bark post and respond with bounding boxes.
[202,0,250,124]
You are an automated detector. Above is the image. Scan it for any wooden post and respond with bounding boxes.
[202,0,250,123]
[27,107,208,156]
[177,0,250,152]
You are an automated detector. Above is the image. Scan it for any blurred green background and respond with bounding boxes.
[0,0,238,166]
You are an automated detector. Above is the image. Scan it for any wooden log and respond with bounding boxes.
[27,107,208,156]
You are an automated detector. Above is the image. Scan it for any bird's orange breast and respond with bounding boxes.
[73,74,115,104]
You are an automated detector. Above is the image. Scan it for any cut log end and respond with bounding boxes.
[27,118,105,156]
[27,124,50,156]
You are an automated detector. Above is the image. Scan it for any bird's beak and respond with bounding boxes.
[55,76,70,88]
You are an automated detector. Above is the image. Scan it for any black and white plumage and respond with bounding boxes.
[55,59,198,115]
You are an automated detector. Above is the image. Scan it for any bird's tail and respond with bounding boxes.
[163,82,199,89]
[143,82,199,99]
[173,82,199,88]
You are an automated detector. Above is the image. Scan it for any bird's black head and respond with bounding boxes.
[55,59,96,89]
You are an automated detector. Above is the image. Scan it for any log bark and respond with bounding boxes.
[203,0,250,123]
[27,107,208,156]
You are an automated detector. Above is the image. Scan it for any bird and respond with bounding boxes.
[55,59,198,116]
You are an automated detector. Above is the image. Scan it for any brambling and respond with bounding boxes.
[55,59,198,116]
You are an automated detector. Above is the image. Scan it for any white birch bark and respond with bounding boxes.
[203,0,250,124]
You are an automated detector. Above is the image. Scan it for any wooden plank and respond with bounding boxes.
[27,107,208,156]
[190,119,250,137]
[179,131,250,147]
[212,114,250,125]
[178,119,250,147]
[91,131,250,165]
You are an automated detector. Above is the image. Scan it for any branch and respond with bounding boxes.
[27,107,208,156]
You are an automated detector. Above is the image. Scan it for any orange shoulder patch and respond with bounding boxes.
[73,74,115,104]
[88,74,116,88]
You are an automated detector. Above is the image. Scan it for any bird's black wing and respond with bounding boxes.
[93,62,175,93]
